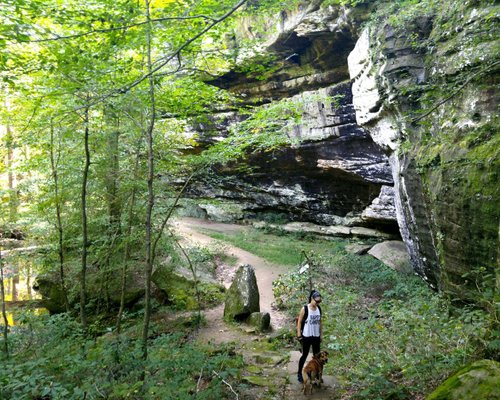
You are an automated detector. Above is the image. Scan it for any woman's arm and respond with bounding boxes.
[296,307,305,338]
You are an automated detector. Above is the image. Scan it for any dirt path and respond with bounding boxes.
[173,218,338,399]
[173,217,289,343]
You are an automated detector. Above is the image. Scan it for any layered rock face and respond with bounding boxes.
[188,1,498,299]
[347,1,499,297]
[189,2,397,232]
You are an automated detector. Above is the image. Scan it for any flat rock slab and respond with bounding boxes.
[255,221,395,239]
[368,240,412,272]
[345,243,373,255]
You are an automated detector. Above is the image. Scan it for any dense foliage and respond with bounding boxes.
[273,243,496,399]
[0,0,304,338]
[0,312,244,399]
[0,0,297,397]
[1,0,498,399]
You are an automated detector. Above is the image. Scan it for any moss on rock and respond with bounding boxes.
[361,0,500,301]
[224,264,260,321]
[151,265,224,310]
[427,359,500,400]
[33,275,67,314]
[247,312,271,332]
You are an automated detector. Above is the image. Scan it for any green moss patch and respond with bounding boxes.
[427,359,500,400]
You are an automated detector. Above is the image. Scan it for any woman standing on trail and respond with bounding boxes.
[296,290,323,383]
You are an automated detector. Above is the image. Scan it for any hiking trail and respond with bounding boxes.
[173,217,338,399]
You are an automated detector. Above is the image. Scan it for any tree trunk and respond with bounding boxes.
[142,0,156,360]
[0,248,9,359]
[26,262,32,299]
[11,274,18,301]
[80,105,90,329]
[138,0,248,359]
[4,95,18,223]
[103,110,122,312]
[116,144,141,334]
[106,118,122,236]
[173,236,202,324]
[49,121,70,312]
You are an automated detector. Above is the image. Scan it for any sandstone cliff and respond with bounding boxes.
[347,0,499,299]
[187,0,499,300]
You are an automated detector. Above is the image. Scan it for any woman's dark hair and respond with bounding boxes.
[308,290,321,303]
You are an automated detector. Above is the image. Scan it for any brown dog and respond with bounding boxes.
[302,350,329,395]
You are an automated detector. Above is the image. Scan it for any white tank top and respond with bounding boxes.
[302,305,321,337]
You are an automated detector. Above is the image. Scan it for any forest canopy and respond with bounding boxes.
[0,0,291,356]
[1,0,499,399]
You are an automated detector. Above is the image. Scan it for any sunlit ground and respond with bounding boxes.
[2,274,45,326]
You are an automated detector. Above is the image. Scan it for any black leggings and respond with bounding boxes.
[298,336,321,375]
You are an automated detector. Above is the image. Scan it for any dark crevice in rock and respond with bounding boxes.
[185,4,398,232]
[208,16,359,99]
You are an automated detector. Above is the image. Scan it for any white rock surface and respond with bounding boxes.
[347,28,400,151]
[368,240,412,272]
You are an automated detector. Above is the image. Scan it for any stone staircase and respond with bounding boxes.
[238,342,338,399]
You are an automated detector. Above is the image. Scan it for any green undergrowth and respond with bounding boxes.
[198,227,346,266]
[201,225,495,396]
[2,227,496,399]
[0,313,244,400]
[273,248,495,399]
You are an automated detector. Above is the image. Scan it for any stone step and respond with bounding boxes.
[285,350,339,399]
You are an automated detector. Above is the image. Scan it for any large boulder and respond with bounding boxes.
[32,275,68,314]
[152,259,223,310]
[427,359,500,400]
[152,265,200,309]
[34,271,145,314]
[106,271,145,308]
[368,241,412,273]
[224,264,260,321]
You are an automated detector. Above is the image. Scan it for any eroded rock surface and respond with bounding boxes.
[224,264,260,321]
[347,2,499,297]
[184,0,498,302]
[181,2,397,231]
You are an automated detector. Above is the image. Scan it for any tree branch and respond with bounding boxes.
[32,0,248,119]
[212,370,239,399]
[98,0,248,105]
[26,15,218,43]
[151,164,207,264]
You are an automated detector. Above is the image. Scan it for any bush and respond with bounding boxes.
[1,315,244,400]
[273,248,493,398]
